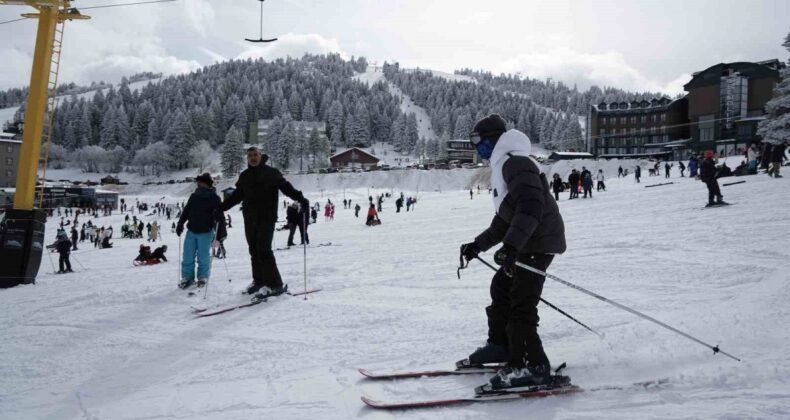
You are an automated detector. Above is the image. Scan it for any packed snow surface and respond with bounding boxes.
[2,171,790,419]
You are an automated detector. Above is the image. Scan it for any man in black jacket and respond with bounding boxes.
[768,141,786,178]
[459,114,567,391]
[699,151,725,206]
[221,147,309,296]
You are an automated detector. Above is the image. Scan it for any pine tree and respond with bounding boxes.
[327,100,344,146]
[165,110,196,169]
[302,99,317,121]
[308,126,321,166]
[295,123,307,171]
[757,31,790,145]
[405,113,420,153]
[101,106,123,149]
[273,121,295,169]
[221,126,245,178]
[453,113,472,139]
[351,101,371,146]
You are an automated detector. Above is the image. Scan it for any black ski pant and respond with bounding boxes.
[244,217,283,289]
[298,220,309,244]
[58,253,72,272]
[705,179,722,203]
[554,191,559,201]
[583,186,592,198]
[486,253,554,369]
[597,181,606,191]
[287,223,298,246]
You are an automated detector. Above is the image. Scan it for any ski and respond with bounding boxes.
[360,378,667,410]
[358,364,503,380]
[275,242,334,251]
[192,296,268,318]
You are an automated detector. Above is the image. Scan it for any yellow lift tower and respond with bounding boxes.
[0,1,88,288]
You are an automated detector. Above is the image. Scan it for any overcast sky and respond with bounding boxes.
[1,0,788,95]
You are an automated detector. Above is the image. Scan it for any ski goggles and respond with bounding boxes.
[469,131,502,145]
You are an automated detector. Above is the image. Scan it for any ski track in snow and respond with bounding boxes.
[1,172,790,419]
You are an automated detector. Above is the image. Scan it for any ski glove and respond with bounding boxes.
[460,242,480,262]
[494,244,517,277]
[175,224,184,237]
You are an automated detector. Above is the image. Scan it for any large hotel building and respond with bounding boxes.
[586,59,784,160]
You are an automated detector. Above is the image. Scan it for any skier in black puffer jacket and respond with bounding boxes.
[221,147,309,297]
[459,114,566,391]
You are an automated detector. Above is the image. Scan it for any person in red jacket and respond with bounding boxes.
[366,203,381,226]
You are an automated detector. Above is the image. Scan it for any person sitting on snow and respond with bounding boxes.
[135,244,152,263]
[366,203,381,226]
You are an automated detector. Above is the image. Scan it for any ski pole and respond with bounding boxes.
[513,260,742,362]
[71,253,87,270]
[475,256,602,338]
[302,210,308,300]
[46,249,57,273]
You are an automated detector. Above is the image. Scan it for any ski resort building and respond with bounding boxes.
[445,139,478,163]
[0,136,21,188]
[329,147,380,169]
[586,59,784,160]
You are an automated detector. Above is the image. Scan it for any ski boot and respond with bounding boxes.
[197,278,207,288]
[179,278,195,289]
[253,284,288,301]
[481,364,556,392]
[456,343,509,369]
[244,282,263,295]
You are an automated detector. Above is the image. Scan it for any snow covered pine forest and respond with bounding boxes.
[1,50,790,419]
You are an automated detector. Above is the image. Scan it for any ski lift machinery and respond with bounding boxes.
[0,0,175,288]
[245,0,277,43]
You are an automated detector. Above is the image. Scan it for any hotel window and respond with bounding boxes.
[6,170,11,177]
[620,117,626,124]
[641,115,647,123]
[6,146,11,153]
[660,126,666,134]
[661,114,667,122]
[630,116,637,124]
[5,157,11,165]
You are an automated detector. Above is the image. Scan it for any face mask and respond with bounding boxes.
[475,138,496,160]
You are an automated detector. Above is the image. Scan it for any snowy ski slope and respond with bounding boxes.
[1,170,789,419]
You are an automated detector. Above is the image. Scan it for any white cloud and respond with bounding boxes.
[237,33,346,61]
[494,48,690,96]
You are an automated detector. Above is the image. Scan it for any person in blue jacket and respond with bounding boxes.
[688,155,699,178]
[176,173,226,289]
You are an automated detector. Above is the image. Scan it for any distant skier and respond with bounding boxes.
[176,173,225,289]
[395,196,403,212]
[286,202,300,247]
[470,189,474,200]
[688,155,699,178]
[71,226,78,251]
[635,165,641,183]
[220,147,308,297]
[311,207,318,223]
[768,140,786,178]
[54,231,74,274]
[618,165,624,178]
[459,114,566,390]
[567,169,579,199]
[297,202,310,245]
[700,151,725,206]
[581,167,593,198]
[354,203,361,218]
[678,161,686,177]
[596,169,606,191]
[550,173,563,201]
[665,162,672,179]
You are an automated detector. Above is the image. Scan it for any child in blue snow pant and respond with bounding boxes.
[182,229,214,281]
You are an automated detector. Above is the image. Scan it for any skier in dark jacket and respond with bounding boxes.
[768,141,786,178]
[567,170,580,199]
[70,226,78,251]
[221,147,308,296]
[354,203,361,218]
[297,202,310,245]
[635,165,642,183]
[286,202,300,247]
[700,151,725,206]
[176,173,225,289]
[581,167,593,198]
[459,114,566,391]
[550,173,562,201]
[54,232,73,273]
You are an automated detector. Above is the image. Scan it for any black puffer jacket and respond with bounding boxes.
[699,158,717,181]
[221,164,305,223]
[475,155,566,255]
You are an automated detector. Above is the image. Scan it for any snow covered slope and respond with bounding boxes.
[0,78,161,128]
[1,170,789,419]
